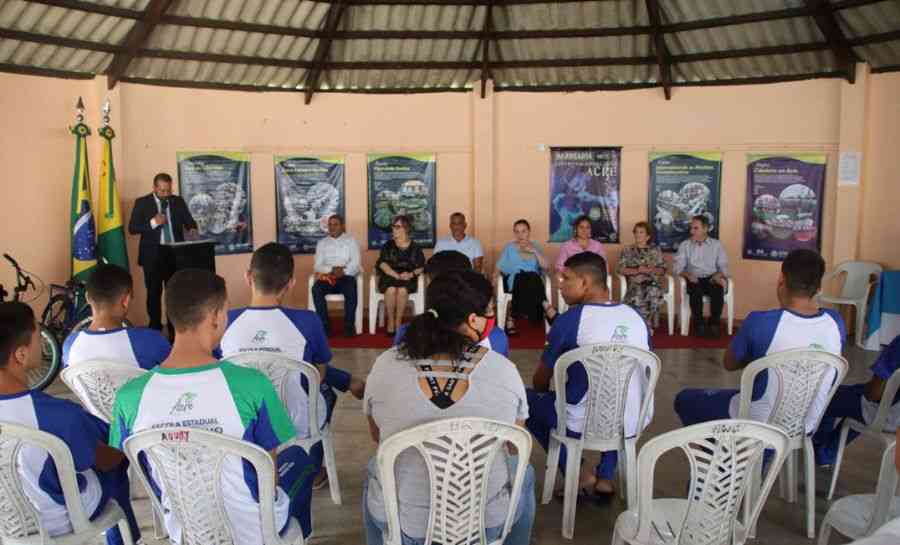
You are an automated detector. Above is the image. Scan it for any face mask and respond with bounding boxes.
[477,316,496,343]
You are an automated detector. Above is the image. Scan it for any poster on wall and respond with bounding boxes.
[367,153,437,249]
[743,153,826,261]
[648,152,722,252]
[274,155,345,254]
[549,147,621,243]
[177,151,253,255]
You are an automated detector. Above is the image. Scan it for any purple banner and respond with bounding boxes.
[743,154,826,261]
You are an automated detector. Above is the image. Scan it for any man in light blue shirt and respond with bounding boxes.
[434,212,484,273]
[673,215,729,337]
[312,214,362,337]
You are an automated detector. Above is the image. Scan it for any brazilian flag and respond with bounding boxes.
[97,125,128,270]
[70,122,97,283]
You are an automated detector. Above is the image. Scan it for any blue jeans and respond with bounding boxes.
[363,457,535,545]
[312,276,358,333]
[674,388,736,426]
[525,389,618,480]
[94,461,140,545]
[812,383,866,465]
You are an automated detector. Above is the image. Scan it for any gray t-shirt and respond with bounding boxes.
[364,347,529,539]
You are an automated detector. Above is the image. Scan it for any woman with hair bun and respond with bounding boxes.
[362,270,535,545]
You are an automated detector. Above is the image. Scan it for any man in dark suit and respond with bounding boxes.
[128,173,198,333]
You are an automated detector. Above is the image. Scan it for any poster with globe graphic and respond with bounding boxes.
[177,151,253,255]
[648,152,722,252]
[549,147,620,243]
[743,153,826,261]
[274,155,345,254]
[367,153,436,249]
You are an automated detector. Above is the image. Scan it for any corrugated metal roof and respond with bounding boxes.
[0,0,897,97]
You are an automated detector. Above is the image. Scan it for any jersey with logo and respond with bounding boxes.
[542,303,652,435]
[219,307,331,438]
[62,327,171,370]
[727,308,846,433]
[392,323,510,357]
[0,391,108,537]
[109,361,296,545]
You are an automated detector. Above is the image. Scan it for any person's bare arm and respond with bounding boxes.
[722,347,743,371]
[865,375,886,402]
[532,361,553,392]
[473,257,484,274]
[379,262,398,277]
[95,443,126,471]
[368,416,380,444]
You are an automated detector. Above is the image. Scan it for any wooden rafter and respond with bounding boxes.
[480,1,494,98]
[105,0,176,90]
[804,0,860,83]
[303,1,348,104]
[645,0,672,100]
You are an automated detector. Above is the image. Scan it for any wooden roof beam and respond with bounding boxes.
[480,1,494,98]
[645,0,672,100]
[303,1,348,104]
[804,0,860,83]
[105,0,176,89]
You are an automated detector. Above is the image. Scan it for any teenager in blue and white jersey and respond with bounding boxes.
[0,302,139,545]
[526,252,652,497]
[393,249,509,357]
[813,333,900,464]
[675,249,845,433]
[62,264,170,370]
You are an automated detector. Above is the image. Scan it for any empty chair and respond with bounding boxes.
[369,273,425,334]
[819,442,900,545]
[375,417,532,545]
[307,273,364,334]
[737,349,849,538]
[60,359,147,422]
[540,343,660,539]
[818,261,883,348]
[679,276,735,335]
[228,351,342,505]
[618,273,675,335]
[827,369,900,500]
[0,422,135,545]
[612,419,790,545]
[123,427,304,545]
[496,272,552,333]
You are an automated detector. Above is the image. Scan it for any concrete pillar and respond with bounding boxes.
[471,80,496,272]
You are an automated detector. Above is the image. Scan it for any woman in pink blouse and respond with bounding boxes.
[555,215,606,273]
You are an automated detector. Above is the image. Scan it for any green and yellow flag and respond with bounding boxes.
[70,121,97,282]
[97,125,129,270]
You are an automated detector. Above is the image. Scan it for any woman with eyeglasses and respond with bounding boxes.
[363,270,535,545]
[376,215,426,337]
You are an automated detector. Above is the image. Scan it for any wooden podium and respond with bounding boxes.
[161,240,216,273]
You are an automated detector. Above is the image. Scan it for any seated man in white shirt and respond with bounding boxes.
[673,215,729,338]
[63,264,171,369]
[433,212,484,273]
[312,214,362,337]
[526,252,652,497]
[675,249,845,433]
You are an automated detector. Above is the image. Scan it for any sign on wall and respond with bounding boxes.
[367,153,437,249]
[648,152,723,252]
[177,151,253,255]
[743,153,826,261]
[549,147,621,243]
[274,155,345,254]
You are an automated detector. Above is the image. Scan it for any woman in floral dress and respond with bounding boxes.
[617,221,667,329]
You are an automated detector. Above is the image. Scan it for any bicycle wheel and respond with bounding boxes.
[71,316,132,333]
[41,294,69,333]
[28,326,61,391]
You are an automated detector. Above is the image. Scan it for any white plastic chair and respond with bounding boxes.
[612,419,790,545]
[679,276,734,335]
[376,417,532,545]
[60,359,147,422]
[228,352,342,505]
[496,272,552,333]
[0,421,135,545]
[306,274,364,334]
[122,426,304,545]
[558,273,613,314]
[618,274,675,335]
[818,261,883,348]
[819,442,900,545]
[368,273,425,334]
[827,369,900,500]
[540,343,661,538]
[737,349,849,538]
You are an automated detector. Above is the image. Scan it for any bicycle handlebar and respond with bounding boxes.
[3,253,20,272]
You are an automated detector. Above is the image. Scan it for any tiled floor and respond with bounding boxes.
[51,345,886,544]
